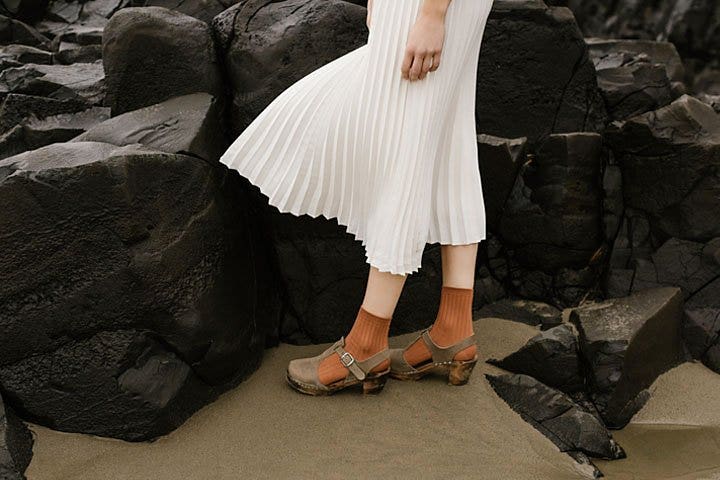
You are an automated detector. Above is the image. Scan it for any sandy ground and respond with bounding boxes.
[24,317,720,480]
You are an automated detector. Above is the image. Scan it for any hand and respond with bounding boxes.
[366,0,374,29]
[401,10,445,81]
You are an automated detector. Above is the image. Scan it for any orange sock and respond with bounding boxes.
[403,285,477,366]
[318,306,391,385]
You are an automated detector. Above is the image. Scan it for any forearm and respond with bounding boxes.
[420,0,452,19]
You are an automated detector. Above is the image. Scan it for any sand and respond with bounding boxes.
[24,317,720,479]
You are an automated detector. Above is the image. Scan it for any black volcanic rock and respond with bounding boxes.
[488,324,584,393]
[0,14,50,48]
[476,0,607,147]
[0,60,105,105]
[0,141,280,440]
[0,93,89,134]
[72,93,227,161]
[0,0,48,23]
[212,0,368,136]
[103,6,223,115]
[0,105,109,159]
[586,38,685,84]
[586,39,675,121]
[569,287,686,428]
[499,132,604,271]
[606,95,720,242]
[129,0,240,24]
[553,0,720,62]
[475,297,563,329]
[0,392,33,480]
[476,134,528,231]
[486,373,625,468]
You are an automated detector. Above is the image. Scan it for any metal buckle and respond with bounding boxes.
[339,351,355,367]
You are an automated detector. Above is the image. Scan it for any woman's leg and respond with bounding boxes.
[317,266,407,385]
[402,243,478,366]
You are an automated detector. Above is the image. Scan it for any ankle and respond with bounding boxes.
[428,323,474,346]
[345,334,388,359]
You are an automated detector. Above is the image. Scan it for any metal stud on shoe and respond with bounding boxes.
[388,328,479,385]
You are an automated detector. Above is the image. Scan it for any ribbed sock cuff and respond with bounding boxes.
[346,306,391,355]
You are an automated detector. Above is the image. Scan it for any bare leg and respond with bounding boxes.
[402,243,478,365]
[317,266,407,385]
[440,243,477,288]
[361,266,407,317]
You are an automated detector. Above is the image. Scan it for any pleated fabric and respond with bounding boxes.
[219,0,494,275]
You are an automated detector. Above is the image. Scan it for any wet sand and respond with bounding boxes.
[24,317,720,480]
[594,362,720,479]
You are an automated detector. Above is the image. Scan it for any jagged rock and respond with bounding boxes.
[0,93,89,134]
[212,0,368,135]
[602,159,623,250]
[476,0,607,147]
[488,324,584,393]
[36,0,128,44]
[0,14,50,48]
[0,60,105,105]
[606,95,720,241]
[0,44,53,64]
[697,92,720,113]
[0,393,33,480]
[486,373,625,464]
[130,0,240,24]
[475,297,562,329]
[103,6,223,115]
[498,132,604,283]
[586,38,685,84]
[569,287,686,428]
[73,93,226,161]
[0,141,280,440]
[694,69,720,97]
[54,43,102,64]
[586,39,675,121]
[476,134,527,231]
[554,0,720,62]
[0,0,48,23]
[0,105,110,159]
[633,237,720,296]
[681,238,720,373]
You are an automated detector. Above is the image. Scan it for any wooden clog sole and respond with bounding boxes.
[286,369,390,396]
[389,356,478,385]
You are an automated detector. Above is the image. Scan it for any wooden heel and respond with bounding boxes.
[362,374,388,394]
[448,358,477,386]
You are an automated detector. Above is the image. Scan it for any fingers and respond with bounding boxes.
[401,48,442,81]
[420,55,433,79]
[430,51,441,72]
[401,49,414,80]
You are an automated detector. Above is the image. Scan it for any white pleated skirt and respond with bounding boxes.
[220,0,494,275]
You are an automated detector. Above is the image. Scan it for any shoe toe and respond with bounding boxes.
[287,356,318,386]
